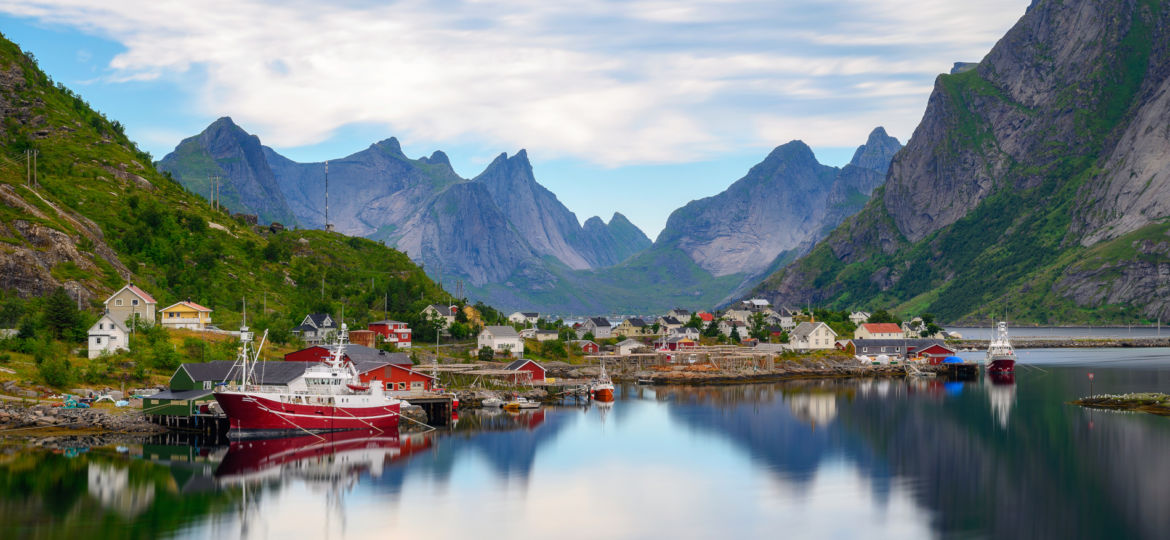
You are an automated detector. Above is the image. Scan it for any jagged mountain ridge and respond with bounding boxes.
[753,0,1170,323]
[159,121,652,293]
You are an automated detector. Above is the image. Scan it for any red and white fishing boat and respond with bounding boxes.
[590,361,615,402]
[985,321,1017,373]
[214,323,402,438]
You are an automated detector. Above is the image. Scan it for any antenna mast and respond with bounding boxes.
[324,160,331,232]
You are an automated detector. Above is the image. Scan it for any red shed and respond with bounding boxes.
[506,358,546,382]
[571,340,599,354]
[920,343,958,365]
[349,329,376,348]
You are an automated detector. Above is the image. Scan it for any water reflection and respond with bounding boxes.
[4,351,1170,539]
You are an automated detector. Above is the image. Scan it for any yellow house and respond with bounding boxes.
[159,300,213,330]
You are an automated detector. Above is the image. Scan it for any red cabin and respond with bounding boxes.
[505,358,546,382]
[919,343,958,365]
[571,340,599,354]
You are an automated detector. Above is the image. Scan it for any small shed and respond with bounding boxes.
[506,358,546,382]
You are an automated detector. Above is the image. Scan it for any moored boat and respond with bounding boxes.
[985,321,1017,373]
[214,323,402,438]
[503,396,541,410]
[590,361,615,402]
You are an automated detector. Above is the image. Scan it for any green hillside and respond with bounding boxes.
[0,33,450,338]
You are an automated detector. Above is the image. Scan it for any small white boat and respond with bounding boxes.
[481,397,503,408]
[503,397,541,410]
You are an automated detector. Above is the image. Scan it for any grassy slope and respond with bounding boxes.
[0,34,449,334]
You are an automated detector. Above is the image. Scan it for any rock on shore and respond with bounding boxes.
[0,403,165,434]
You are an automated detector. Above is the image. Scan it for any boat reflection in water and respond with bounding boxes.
[986,371,1017,428]
[215,428,433,486]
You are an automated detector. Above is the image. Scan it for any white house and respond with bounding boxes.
[669,326,701,340]
[849,311,871,325]
[423,304,456,329]
[534,329,559,342]
[723,309,753,324]
[666,308,692,321]
[508,311,540,326]
[88,314,130,359]
[718,320,747,338]
[656,316,684,334]
[855,323,904,340]
[478,325,524,357]
[741,298,771,312]
[577,317,612,339]
[616,338,647,355]
[291,313,337,344]
[789,322,838,350]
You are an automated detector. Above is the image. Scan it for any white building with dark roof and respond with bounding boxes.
[478,325,524,357]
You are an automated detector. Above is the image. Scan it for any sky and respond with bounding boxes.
[0,0,1029,238]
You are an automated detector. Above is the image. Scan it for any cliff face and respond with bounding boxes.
[577,213,652,267]
[754,0,1170,323]
[655,128,900,279]
[157,117,297,225]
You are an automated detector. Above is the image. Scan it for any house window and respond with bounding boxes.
[115,299,123,306]
[398,382,406,390]
[96,337,102,344]
[132,299,139,306]
[411,381,423,390]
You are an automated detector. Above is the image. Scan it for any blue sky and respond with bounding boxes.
[0,1,1028,238]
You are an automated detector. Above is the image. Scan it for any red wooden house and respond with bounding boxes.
[505,358,546,382]
[368,320,412,349]
[919,343,958,365]
[570,340,599,354]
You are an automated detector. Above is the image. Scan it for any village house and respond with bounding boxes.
[612,317,649,337]
[789,322,838,351]
[654,335,697,351]
[87,314,129,359]
[723,309,754,324]
[368,320,412,348]
[158,300,213,331]
[855,323,904,340]
[291,313,337,344]
[508,311,540,326]
[697,312,715,327]
[422,304,456,329]
[666,308,692,321]
[846,339,952,363]
[849,311,871,325]
[656,316,684,334]
[669,326,701,340]
[902,317,946,339]
[616,338,647,355]
[741,298,771,312]
[577,317,613,339]
[772,307,798,331]
[718,319,747,338]
[104,284,157,326]
[505,358,546,383]
[533,329,559,342]
[519,327,537,339]
[570,340,600,354]
[478,325,524,357]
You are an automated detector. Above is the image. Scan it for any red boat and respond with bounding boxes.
[215,324,402,438]
[985,322,1017,373]
[215,428,433,483]
[590,361,615,402]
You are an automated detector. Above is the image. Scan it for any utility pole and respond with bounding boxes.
[321,275,325,300]
[324,160,330,231]
[26,149,30,187]
[32,149,37,188]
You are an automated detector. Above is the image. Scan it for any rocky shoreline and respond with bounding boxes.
[617,359,940,386]
[0,402,166,435]
[1071,393,1170,416]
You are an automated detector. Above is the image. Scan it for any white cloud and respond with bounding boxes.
[0,0,1028,165]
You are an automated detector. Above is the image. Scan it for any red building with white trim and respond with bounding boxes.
[368,320,412,349]
[505,359,546,382]
[284,344,435,392]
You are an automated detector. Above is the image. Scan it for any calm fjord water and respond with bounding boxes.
[5,348,1170,539]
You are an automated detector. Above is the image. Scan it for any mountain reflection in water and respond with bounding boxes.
[3,349,1170,539]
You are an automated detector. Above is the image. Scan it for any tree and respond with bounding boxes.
[478,346,494,362]
[42,287,81,341]
[685,314,703,329]
[583,332,595,342]
[748,312,769,340]
[702,318,721,338]
[730,325,741,344]
[868,309,901,325]
[778,331,789,343]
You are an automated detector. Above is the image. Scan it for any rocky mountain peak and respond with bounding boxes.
[423,150,451,167]
[373,137,404,156]
[848,127,902,174]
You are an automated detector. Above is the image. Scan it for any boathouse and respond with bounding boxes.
[505,358,546,382]
[143,361,305,417]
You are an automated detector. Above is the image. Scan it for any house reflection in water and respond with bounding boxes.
[87,463,156,518]
[786,393,838,428]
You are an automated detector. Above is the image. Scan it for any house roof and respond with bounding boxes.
[522,312,539,317]
[369,320,405,325]
[506,359,544,372]
[777,307,797,317]
[625,318,646,327]
[178,360,305,386]
[791,321,837,339]
[850,311,871,317]
[534,329,558,335]
[331,344,411,366]
[670,308,691,315]
[569,340,598,347]
[744,298,770,306]
[849,338,947,351]
[659,316,682,325]
[304,313,335,328]
[616,338,644,347]
[482,325,520,338]
[426,304,454,316]
[861,323,903,334]
[107,284,157,305]
[162,300,213,313]
[145,388,214,401]
[698,312,715,321]
[587,317,611,327]
[89,314,129,334]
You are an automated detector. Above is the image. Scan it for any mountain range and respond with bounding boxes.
[752,0,1170,323]
[160,121,899,314]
